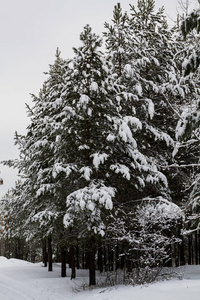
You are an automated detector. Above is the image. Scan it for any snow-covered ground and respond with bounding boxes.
[0,256,200,300]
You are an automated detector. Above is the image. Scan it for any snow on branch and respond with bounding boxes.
[137,196,183,222]
[91,152,109,170]
[63,182,115,236]
[181,10,200,76]
[159,163,200,169]
[110,163,131,180]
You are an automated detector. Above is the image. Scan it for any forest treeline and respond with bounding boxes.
[1,0,200,286]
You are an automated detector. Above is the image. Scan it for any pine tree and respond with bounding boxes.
[3,1,198,284]
[54,24,139,285]
[173,4,200,233]
[103,0,187,274]
[104,3,129,77]
[50,23,175,284]
[6,49,71,269]
[105,1,184,200]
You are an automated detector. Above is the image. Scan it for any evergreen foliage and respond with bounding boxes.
[2,0,200,286]
[171,4,200,239]
[181,10,200,39]
[181,8,200,75]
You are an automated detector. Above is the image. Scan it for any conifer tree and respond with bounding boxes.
[127,1,186,200]
[103,1,185,274]
[174,3,200,232]
[104,1,183,201]
[4,49,71,272]
[2,1,196,284]
[55,24,175,283]
[104,3,129,77]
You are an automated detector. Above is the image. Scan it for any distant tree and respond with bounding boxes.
[0,182,39,261]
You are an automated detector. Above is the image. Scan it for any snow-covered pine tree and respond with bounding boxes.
[127,0,179,136]
[103,0,186,273]
[2,2,197,282]
[173,4,200,234]
[54,25,128,285]
[7,49,70,272]
[43,23,174,284]
[60,23,176,224]
[104,0,184,201]
[104,3,129,77]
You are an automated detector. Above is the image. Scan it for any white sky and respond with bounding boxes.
[0,0,199,197]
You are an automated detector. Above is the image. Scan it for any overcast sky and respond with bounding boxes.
[0,0,199,197]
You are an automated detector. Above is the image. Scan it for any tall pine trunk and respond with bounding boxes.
[89,235,96,286]
[61,246,66,277]
[76,245,80,269]
[42,240,47,267]
[48,237,53,272]
[70,245,76,279]
[97,240,103,273]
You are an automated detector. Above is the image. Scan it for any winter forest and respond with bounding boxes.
[1,0,200,287]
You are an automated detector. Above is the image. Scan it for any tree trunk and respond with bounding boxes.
[61,246,66,277]
[103,245,107,271]
[76,245,80,269]
[179,236,185,266]
[171,244,176,267]
[48,237,53,271]
[108,244,114,271]
[97,242,103,273]
[70,245,76,279]
[116,243,120,270]
[89,235,96,286]
[42,240,48,267]
[82,245,85,269]
[195,231,198,265]
[198,231,200,265]
[188,235,192,265]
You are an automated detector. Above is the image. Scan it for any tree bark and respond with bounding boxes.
[70,245,76,279]
[76,245,80,269]
[48,237,53,271]
[89,235,96,286]
[103,245,107,271]
[198,231,200,265]
[179,237,185,266]
[61,246,66,277]
[195,231,198,265]
[188,235,192,265]
[97,242,103,273]
[42,240,47,267]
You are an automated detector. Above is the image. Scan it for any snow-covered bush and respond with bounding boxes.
[108,197,183,284]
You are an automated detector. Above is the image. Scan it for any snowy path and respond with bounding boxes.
[0,257,75,300]
[0,257,200,300]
